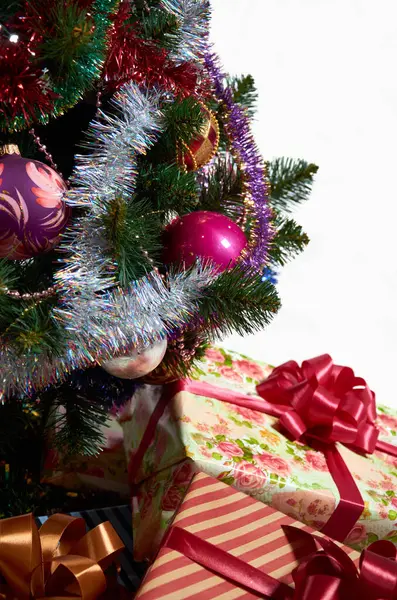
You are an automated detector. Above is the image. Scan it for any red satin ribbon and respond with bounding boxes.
[128,380,184,486]
[256,354,379,453]
[291,528,397,599]
[163,526,397,600]
[129,358,397,543]
[318,444,365,540]
[255,354,397,538]
[163,524,397,599]
[377,439,397,458]
[164,526,293,599]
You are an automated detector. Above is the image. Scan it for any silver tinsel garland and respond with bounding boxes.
[66,84,164,211]
[0,1,250,397]
[0,82,215,397]
[57,82,164,305]
[0,265,213,398]
[161,0,211,63]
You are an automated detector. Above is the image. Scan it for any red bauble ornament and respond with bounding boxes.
[162,211,247,271]
[177,105,220,172]
[0,145,70,259]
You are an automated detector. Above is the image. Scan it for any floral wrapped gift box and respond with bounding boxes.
[132,460,197,561]
[123,347,397,555]
[122,347,273,484]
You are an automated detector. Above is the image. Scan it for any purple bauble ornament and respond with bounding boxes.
[0,146,70,259]
[162,211,247,271]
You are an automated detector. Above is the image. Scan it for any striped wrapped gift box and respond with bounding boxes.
[135,473,360,600]
[37,505,147,592]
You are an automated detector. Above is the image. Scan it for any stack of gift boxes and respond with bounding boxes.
[123,347,397,562]
[1,346,397,598]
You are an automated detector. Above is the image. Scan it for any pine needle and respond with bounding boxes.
[269,158,318,213]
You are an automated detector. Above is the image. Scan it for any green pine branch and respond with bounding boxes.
[0,294,19,334]
[150,97,206,163]
[34,2,95,73]
[165,96,205,144]
[140,8,180,48]
[11,251,58,293]
[0,1,22,23]
[268,158,318,213]
[2,299,66,357]
[0,259,20,330]
[136,163,199,217]
[0,250,68,358]
[199,155,245,221]
[132,0,161,14]
[198,267,280,337]
[269,217,310,267]
[227,74,258,117]
[0,255,68,358]
[0,258,17,290]
[49,390,109,458]
[102,196,162,286]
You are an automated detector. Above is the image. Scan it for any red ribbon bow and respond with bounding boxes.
[128,355,397,545]
[257,354,379,454]
[289,526,397,599]
[163,524,397,600]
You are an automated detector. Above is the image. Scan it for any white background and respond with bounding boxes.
[210,0,397,407]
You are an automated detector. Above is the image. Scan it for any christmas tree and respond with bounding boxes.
[0,0,317,512]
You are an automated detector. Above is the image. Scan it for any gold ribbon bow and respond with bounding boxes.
[0,512,125,599]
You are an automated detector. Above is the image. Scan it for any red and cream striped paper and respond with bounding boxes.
[135,473,360,600]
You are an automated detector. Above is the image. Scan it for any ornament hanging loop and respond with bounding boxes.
[0,144,20,156]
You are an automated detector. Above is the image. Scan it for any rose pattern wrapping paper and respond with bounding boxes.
[122,347,397,555]
[132,460,198,561]
[42,408,130,496]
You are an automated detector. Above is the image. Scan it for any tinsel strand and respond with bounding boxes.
[161,0,211,63]
[0,265,215,398]
[204,51,273,270]
[0,82,215,397]
[66,82,164,211]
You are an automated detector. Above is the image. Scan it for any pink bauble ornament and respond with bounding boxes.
[162,211,247,270]
[0,145,70,259]
[100,338,167,379]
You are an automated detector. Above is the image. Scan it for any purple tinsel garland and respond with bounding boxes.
[204,51,272,270]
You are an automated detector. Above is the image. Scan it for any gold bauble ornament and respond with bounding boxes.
[177,104,220,172]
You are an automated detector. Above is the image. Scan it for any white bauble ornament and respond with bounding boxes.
[100,338,167,379]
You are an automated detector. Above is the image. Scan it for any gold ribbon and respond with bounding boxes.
[0,512,125,599]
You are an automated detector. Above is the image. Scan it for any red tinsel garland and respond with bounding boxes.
[21,0,94,37]
[0,0,212,130]
[103,2,199,97]
[0,37,57,122]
